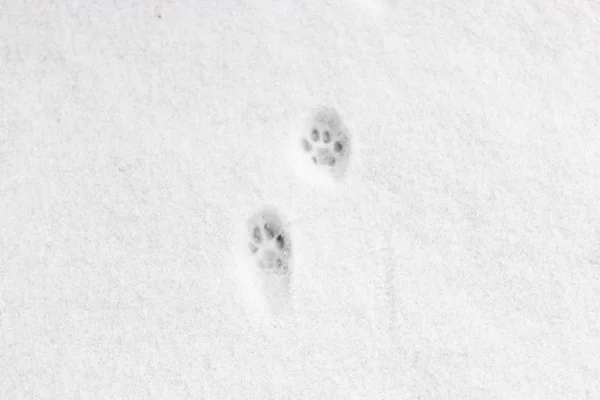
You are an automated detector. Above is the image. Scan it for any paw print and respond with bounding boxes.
[247,208,292,275]
[295,106,351,179]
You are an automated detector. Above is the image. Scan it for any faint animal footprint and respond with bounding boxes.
[288,106,352,187]
[233,206,294,317]
[247,208,292,276]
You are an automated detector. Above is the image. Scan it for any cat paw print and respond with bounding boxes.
[302,126,347,168]
[247,209,292,276]
[288,106,352,186]
[233,206,294,317]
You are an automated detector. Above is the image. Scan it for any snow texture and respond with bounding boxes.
[1,0,599,399]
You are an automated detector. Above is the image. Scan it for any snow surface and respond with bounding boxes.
[1,0,599,399]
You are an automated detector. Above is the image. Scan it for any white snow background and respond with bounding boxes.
[1,0,599,399]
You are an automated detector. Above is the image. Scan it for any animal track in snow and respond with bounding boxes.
[233,206,294,317]
[247,209,292,275]
[287,106,353,188]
